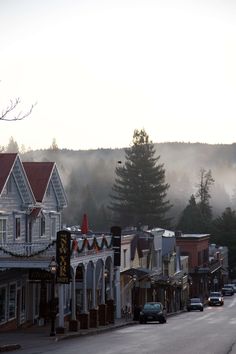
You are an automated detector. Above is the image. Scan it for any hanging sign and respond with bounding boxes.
[56,230,71,284]
[111,226,121,267]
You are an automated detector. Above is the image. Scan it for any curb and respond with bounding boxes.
[0,310,184,351]
[57,320,137,341]
[0,344,21,352]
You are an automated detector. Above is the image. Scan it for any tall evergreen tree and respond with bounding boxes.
[176,194,203,233]
[109,129,171,229]
[211,207,236,277]
[195,168,214,231]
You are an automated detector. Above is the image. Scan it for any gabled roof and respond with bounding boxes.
[130,231,152,260]
[23,162,54,202]
[0,153,17,195]
[23,161,67,208]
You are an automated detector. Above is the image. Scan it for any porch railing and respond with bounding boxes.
[0,235,113,259]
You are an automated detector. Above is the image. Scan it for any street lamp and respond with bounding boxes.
[49,256,57,336]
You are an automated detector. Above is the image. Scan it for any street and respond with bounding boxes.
[15,296,236,354]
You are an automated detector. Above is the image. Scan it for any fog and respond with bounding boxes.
[21,142,236,229]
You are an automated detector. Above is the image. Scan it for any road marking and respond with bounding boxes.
[228,298,236,308]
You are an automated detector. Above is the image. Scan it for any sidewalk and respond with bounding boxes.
[0,311,183,352]
[0,318,136,352]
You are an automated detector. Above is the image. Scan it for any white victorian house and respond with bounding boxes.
[0,153,117,333]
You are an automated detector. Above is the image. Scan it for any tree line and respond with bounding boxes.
[2,130,236,276]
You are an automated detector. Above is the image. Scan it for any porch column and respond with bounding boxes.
[58,283,64,328]
[109,266,114,300]
[82,265,88,313]
[92,265,96,308]
[71,268,76,320]
[101,264,106,304]
[114,266,121,318]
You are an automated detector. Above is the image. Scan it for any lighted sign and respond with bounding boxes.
[56,230,71,284]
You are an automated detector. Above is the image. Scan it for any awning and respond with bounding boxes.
[121,267,155,280]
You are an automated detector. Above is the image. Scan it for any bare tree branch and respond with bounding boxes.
[0,97,37,121]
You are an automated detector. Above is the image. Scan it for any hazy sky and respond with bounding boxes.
[1,0,236,150]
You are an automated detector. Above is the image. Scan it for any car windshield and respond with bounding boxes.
[143,303,161,311]
[190,298,201,303]
[210,292,221,296]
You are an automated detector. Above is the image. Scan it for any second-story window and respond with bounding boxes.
[0,219,7,244]
[51,217,56,240]
[40,215,46,237]
[15,217,21,239]
[123,249,127,268]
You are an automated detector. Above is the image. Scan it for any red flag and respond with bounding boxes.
[81,213,89,235]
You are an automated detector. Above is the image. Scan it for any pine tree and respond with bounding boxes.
[176,169,215,233]
[211,207,236,277]
[6,136,19,153]
[109,129,171,229]
[195,168,214,231]
[176,195,204,233]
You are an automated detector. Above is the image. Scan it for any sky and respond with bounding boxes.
[1,0,236,151]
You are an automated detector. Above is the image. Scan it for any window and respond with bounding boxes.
[0,286,7,324]
[8,283,16,319]
[0,219,7,244]
[34,283,40,318]
[123,249,127,268]
[21,285,26,313]
[15,217,21,239]
[40,215,45,237]
[51,217,56,239]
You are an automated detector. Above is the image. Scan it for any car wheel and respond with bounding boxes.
[200,308,203,311]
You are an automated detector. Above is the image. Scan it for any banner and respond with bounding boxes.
[111,226,121,267]
[56,230,71,283]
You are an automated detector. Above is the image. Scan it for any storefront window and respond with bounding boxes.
[21,285,26,312]
[8,283,16,319]
[0,287,7,323]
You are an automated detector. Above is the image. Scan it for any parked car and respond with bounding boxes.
[208,292,224,306]
[225,283,236,293]
[139,302,167,324]
[187,298,204,312]
[222,285,234,296]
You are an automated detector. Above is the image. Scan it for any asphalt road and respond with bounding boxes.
[12,296,236,354]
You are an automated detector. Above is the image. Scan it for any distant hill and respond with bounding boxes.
[22,142,236,228]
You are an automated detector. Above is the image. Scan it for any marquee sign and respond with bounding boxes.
[56,230,71,284]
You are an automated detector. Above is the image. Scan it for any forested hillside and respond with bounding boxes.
[21,142,236,231]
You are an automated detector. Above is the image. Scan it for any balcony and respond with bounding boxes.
[0,235,113,269]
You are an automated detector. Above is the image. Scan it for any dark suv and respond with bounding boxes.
[139,302,167,324]
[222,285,234,296]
